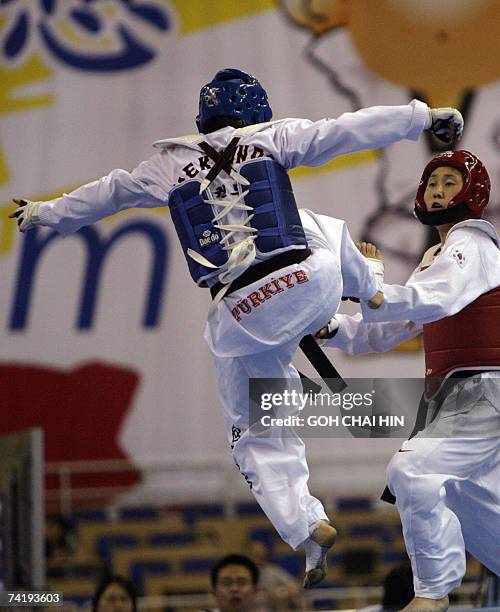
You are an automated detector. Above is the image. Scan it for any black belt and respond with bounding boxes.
[299,335,347,394]
[209,248,311,299]
[210,246,346,399]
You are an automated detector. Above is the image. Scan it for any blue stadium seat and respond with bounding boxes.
[342,547,378,575]
[182,557,219,573]
[314,580,336,589]
[330,552,344,565]
[47,562,103,579]
[249,526,277,547]
[96,534,138,564]
[382,550,409,564]
[148,532,197,546]
[380,524,401,543]
[119,506,160,521]
[235,501,265,516]
[349,524,383,538]
[130,560,171,594]
[275,554,303,578]
[314,597,338,609]
[310,582,339,609]
[183,504,224,524]
[63,596,92,608]
[71,509,107,523]
[336,497,372,512]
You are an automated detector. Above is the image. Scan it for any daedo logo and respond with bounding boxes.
[199,228,221,248]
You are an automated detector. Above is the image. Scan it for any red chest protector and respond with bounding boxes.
[423,285,500,379]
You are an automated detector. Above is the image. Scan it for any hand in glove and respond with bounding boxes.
[427,108,464,145]
[315,317,340,340]
[9,199,41,232]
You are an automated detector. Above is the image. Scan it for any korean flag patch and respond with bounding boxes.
[450,247,466,268]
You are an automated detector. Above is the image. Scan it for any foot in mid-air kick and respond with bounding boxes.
[303,520,337,588]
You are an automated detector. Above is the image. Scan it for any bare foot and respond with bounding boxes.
[303,521,337,589]
[402,596,449,611]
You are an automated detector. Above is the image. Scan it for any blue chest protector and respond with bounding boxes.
[168,158,308,286]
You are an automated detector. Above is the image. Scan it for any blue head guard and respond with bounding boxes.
[196,68,272,133]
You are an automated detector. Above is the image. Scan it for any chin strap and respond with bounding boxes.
[414,201,470,226]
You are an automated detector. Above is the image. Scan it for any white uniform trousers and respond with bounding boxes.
[386,376,500,599]
[211,338,329,551]
[205,246,349,550]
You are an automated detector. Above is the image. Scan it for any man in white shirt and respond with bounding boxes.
[10,68,463,588]
[319,150,499,610]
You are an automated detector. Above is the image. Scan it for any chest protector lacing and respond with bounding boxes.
[168,136,308,308]
[187,137,258,305]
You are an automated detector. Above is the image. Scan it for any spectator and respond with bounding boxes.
[248,540,304,610]
[202,554,259,612]
[92,575,137,612]
[46,513,76,563]
[359,563,415,611]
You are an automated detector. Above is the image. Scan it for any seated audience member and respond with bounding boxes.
[92,575,137,612]
[248,539,304,610]
[359,563,415,611]
[201,554,260,612]
[46,513,76,562]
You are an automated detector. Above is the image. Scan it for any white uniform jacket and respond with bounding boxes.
[324,220,500,354]
[36,101,429,239]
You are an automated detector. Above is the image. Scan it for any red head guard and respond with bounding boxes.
[414,150,491,226]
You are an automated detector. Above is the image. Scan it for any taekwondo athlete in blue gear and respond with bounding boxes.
[10,68,464,589]
[171,69,309,305]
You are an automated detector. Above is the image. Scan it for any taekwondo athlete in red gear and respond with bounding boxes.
[319,150,499,610]
[10,69,464,588]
